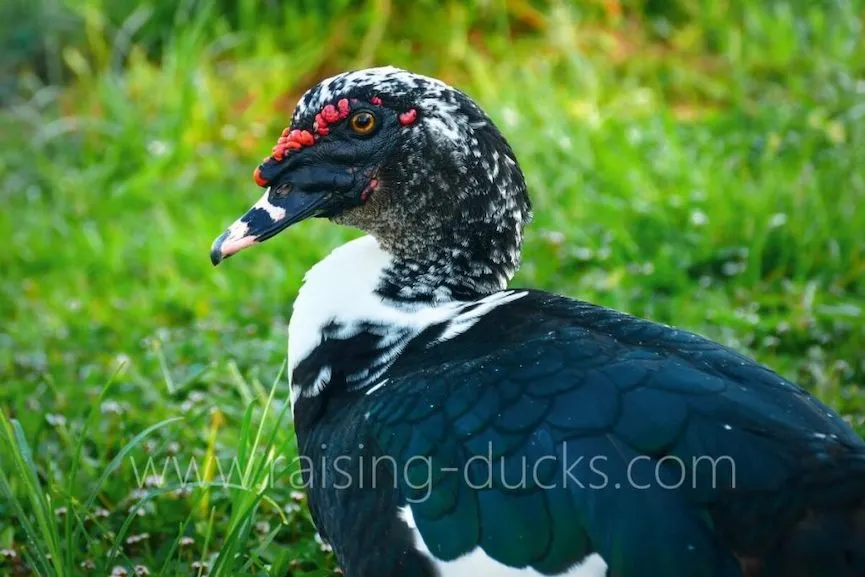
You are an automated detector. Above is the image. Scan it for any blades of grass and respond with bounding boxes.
[0,414,64,577]
[235,402,255,480]
[110,4,154,73]
[267,547,292,577]
[64,360,125,569]
[355,0,391,68]
[209,491,266,576]
[78,416,184,517]
[152,337,176,395]
[249,374,271,410]
[242,362,287,487]
[246,407,293,500]
[173,362,215,394]
[213,363,291,574]
[20,547,54,577]
[239,523,283,572]
[198,408,225,517]
[157,517,194,577]
[106,491,161,566]
[260,494,289,525]
[106,483,234,565]
[227,360,256,406]
[64,503,113,571]
[0,466,54,577]
[197,506,217,577]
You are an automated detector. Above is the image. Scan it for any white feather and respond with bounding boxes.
[398,507,607,577]
[287,235,526,404]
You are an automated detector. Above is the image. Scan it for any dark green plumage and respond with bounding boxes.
[297,291,865,577]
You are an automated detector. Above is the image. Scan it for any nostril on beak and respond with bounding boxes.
[273,183,293,197]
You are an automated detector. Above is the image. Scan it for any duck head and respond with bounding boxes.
[211,67,531,300]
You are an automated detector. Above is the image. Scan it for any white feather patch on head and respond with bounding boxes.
[289,66,479,149]
[293,66,453,120]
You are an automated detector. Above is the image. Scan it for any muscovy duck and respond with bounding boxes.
[210,67,865,577]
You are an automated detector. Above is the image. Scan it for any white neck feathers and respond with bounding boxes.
[287,235,526,406]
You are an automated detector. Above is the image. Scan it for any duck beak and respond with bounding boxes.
[210,186,329,265]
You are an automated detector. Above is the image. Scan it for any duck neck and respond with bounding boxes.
[376,218,523,302]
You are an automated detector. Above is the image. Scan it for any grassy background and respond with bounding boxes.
[1,0,864,575]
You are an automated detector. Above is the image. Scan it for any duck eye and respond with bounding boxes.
[349,111,376,135]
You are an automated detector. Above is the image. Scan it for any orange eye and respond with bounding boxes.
[349,111,376,135]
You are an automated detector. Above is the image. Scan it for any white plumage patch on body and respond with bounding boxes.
[287,235,526,405]
[398,507,608,577]
[435,290,528,343]
[308,365,331,398]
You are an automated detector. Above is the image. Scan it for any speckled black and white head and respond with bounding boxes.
[211,66,531,301]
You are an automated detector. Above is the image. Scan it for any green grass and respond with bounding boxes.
[1,0,864,574]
